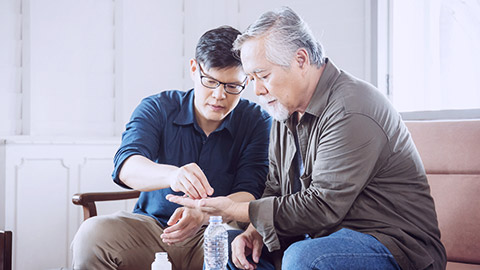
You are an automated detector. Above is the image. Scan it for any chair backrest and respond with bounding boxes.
[405,120,480,264]
[0,231,12,270]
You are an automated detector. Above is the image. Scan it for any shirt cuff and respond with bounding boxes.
[249,197,281,252]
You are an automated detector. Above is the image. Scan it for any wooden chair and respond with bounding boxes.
[72,190,141,221]
[0,230,12,270]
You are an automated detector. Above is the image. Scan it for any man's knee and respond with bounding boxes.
[283,242,345,270]
[282,241,312,269]
[72,216,118,263]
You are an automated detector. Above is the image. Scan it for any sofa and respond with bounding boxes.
[71,120,479,269]
[405,120,480,270]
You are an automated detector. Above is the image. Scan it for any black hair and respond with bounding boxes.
[195,26,242,70]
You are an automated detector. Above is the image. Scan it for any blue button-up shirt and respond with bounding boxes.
[113,89,271,227]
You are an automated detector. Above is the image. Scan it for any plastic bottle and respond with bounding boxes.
[151,252,172,270]
[204,216,228,270]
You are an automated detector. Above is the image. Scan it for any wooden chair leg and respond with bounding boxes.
[0,231,12,270]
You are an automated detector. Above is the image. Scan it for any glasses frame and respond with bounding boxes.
[198,63,247,95]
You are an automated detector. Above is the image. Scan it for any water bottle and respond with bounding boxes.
[151,252,172,270]
[204,216,228,270]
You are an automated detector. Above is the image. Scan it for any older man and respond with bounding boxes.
[168,7,446,270]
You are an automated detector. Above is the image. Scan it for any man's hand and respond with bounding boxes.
[160,207,207,244]
[231,226,264,270]
[171,163,214,199]
[166,194,237,220]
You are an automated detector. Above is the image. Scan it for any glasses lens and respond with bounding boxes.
[225,84,244,94]
[201,77,220,88]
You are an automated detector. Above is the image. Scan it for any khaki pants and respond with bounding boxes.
[71,211,205,270]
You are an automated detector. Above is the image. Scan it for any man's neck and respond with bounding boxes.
[297,64,325,117]
[199,120,220,137]
[193,108,221,137]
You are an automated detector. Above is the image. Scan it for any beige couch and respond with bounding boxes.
[405,120,480,270]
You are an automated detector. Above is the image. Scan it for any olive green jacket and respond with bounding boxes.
[249,59,446,270]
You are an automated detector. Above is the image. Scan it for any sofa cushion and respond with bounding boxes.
[406,120,480,265]
[406,120,480,174]
[427,174,480,263]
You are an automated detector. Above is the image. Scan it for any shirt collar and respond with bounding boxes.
[173,89,196,126]
[305,58,341,117]
[173,88,235,136]
[216,109,236,136]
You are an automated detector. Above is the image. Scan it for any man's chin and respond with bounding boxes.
[265,107,289,121]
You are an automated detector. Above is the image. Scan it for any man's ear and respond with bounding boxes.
[295,48,309,69]
[189,59,197,80]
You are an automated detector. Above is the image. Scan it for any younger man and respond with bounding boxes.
[71,26,271,270]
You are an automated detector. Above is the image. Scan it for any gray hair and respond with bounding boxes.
[233,6,325,68]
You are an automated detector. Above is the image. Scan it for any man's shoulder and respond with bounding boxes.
[234,98,270,121]
[143,90,188,104]
[329,72,391,115]
[139,90,189,112]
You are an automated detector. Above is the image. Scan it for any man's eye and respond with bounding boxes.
[207,79,217,84]
[226,84,241,90]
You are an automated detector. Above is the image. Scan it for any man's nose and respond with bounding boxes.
[212,84,226,99]
[254,80,267,96]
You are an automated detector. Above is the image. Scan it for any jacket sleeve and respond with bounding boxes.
[249,112,389,251]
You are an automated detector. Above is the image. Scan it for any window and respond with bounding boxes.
[390,0,480,114]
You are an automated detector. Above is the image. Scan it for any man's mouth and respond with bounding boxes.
[267,99,277,105]
[209,104,225,111]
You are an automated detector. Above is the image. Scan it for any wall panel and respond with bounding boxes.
[25,0,116,136]
[16,159,70,269]
[0,138,129,270]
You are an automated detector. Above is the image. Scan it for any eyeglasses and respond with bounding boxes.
[198,64,247,95]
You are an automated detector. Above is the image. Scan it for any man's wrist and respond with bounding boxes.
[231,201,250,223]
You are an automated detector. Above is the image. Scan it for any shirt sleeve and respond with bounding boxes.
[229,114,272,199]
[249,112,389,251]
[112,97,165,188]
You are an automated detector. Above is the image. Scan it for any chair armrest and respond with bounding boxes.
[72,191,141,221]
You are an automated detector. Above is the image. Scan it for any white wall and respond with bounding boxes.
[0,0,373,137]
[0,0,22,135]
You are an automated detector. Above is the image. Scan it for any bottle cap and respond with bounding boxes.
[209,216,222,223]
[155,252,168,260]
